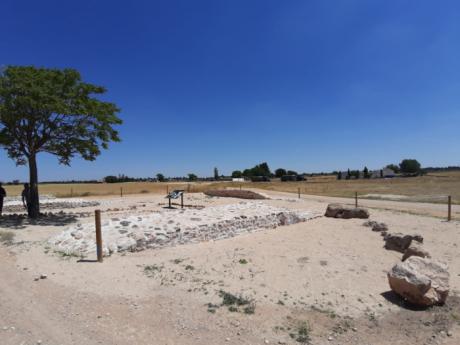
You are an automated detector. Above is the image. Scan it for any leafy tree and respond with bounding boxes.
[231,170,242,178]
[104,175,118,183]
[214,167,219,180]
[275,168,287,178]
[242,169,252,177]
[0,66,121,218]
[363,166,370,179]
[346,169,351,180]
[287,170,298,176]
[156,173,165,182]
[399,159,421,174]
[188,173,198,181]
[337,171,342,180]
[386,164,400,173]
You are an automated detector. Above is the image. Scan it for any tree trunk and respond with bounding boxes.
[28,154,40,218]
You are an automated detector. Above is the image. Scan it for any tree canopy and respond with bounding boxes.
[275,168,287,178]
[242,162,271,177]
[0,66,121,217]
[231,170,242,178]
[399,159,421,174]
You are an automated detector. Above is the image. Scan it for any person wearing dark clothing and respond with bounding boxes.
[21,183,31,215]
[0,183,6,216]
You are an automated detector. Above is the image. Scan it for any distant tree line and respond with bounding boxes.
[336,159,422,180]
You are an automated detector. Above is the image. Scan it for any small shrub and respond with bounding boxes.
[239,258,248,264]
[219,290,250,306]
[289,321,311,344]
[218,290,255,314]
[144,264,163,277]
[185,265,195,270]
[243,303,256,314]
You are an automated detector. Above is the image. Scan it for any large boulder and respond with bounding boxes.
[384,232,423,253]
[324,204,369,219]
[402,242,431,261]
[388,256,449,306]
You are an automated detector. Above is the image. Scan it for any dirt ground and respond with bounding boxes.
[1,191,460,345]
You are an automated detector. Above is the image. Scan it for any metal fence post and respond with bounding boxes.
[448,195,452,221]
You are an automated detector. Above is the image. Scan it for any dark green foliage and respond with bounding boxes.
[156,173,165,182]
[214,167,219,180]
[188,173,198,181]
[219,290,250,306]
[337,171,342,180]
[0,66,121,218]
[104,174,134,183]
[241,162,271,178]
[231,170,242,178]
[289,321,311,344]
[363,166,370,178]
[275,168,287,178]
[399,159,421,174]
[287,170,298,175]
[104,175,118,183]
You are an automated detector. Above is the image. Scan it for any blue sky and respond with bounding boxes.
[1,0,459,181]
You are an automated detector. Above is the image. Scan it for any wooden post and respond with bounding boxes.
[298,187,300,199]
[120,187,123,197]
[95,210,103,263]
[181,193,184,209]
[166,185,169,194]
[168,197,171,208]
[70,188,73,197]
[355,192,358,208]
[448,195,452,221]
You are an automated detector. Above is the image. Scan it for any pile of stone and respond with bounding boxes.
[3,195,99,213]
[361,218,450,307]
[48,202,319,257]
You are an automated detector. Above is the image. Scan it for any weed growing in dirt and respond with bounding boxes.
[289,321,311,344]
[218,290,256,314]
[0,231,15,245]
[55,250,81,260]
[239,258,248,264]
[185,265,195,270]
[144,264,164,277]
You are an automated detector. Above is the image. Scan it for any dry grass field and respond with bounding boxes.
[3,171,459,203]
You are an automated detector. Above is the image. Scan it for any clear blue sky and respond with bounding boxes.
[1,0,459,181]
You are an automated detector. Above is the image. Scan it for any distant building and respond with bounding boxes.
[371,168,396,179]
[232,178,245,182]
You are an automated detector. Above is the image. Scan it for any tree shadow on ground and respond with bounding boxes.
[0,212,79,229]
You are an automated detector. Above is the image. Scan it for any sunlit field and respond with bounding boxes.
[3,171,459,204]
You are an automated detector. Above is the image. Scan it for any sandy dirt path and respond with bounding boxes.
[1,191,460,344]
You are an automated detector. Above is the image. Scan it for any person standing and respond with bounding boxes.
[21,183,31,216]
[0,183,6,216]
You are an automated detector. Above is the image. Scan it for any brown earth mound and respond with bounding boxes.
[204,189,267,199]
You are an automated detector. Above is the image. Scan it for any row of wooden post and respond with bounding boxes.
[297,189,452,221]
